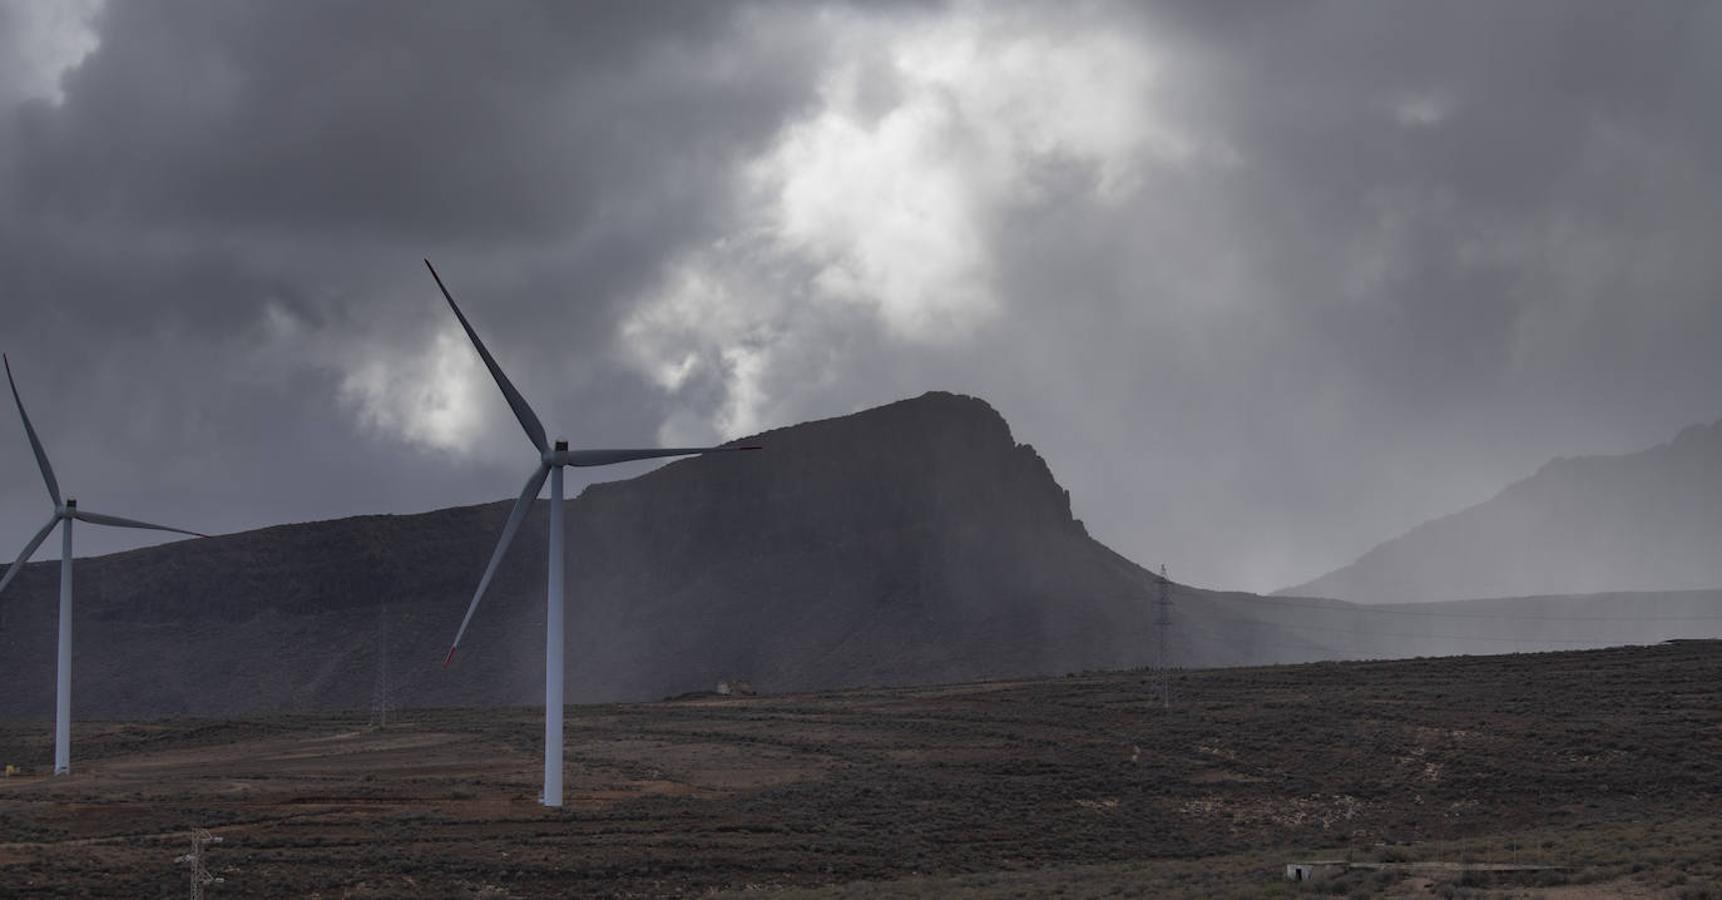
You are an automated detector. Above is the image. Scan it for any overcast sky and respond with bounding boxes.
[0,0,1717,593]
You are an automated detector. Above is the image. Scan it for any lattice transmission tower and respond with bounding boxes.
[369,602,391,729]
[174,829,223,899]
[1150,564,1174,708]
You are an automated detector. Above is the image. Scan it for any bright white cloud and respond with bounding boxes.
[623,3,1198,440]
[337,326,488,455]
[0,0,103,107]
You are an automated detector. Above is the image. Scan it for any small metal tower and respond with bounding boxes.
[1151,564,1173,708]
[175,829,223,899]
[369,603,390,729]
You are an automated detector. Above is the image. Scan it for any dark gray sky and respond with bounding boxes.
[0,0,1717,593]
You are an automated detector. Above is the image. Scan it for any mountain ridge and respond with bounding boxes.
[1,391,1714,720]
[1281,418,1722,602]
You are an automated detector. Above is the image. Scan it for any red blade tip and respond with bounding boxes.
[442,646,457,669]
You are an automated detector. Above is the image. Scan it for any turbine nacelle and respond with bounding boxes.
[1,362,208,600]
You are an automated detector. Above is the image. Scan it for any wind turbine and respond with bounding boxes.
[0,355,207,775]
[425,259,759,807]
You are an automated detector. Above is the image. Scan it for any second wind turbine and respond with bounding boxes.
[425,260,759,807]
[0,355,206,776]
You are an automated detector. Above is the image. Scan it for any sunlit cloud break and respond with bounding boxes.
[623,4,1196,442]
[338,327,488,456]
[0,0,103,107]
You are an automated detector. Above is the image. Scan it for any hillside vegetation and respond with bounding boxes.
[0,642,1716,897]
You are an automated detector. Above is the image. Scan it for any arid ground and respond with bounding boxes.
[1,642,1718,898]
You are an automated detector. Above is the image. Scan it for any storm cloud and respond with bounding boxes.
[0,0,1717,591]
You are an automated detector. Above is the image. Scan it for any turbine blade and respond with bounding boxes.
[564,445,763,467]
[445,463,551,667]
[4,355,62,507]
[71,509,207,538]
[0,514,61,597]
[423,259,549,453]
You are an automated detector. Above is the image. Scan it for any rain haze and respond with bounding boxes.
[2,0,1719,594]
[5,4,1722,894]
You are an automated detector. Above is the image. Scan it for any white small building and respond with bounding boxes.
[1285,860,1346,882]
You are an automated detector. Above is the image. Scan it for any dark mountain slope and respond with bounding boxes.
[1283,420,1722,602]
[0,393,1205,717]
[1,392,1713,720]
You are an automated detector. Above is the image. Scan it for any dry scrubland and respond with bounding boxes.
[0,642,1717,898]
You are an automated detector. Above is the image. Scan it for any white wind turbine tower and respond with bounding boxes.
[425,260,759,807]
[0,355,207,775]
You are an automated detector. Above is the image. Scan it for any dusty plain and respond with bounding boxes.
[1,642,1718,898]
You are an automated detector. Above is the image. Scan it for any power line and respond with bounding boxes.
[1178,622,1647,660]
[1197,608,1669,646]
[1181,624,1337,657]
[1214,591,1722,623]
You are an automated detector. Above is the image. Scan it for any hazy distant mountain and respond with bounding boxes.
[1,392,1714,720]
[1282,420,1722,603]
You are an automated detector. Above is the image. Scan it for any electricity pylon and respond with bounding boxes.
[369,603,390,729]
[1151,564,1173,708]
[175,829,223,899]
